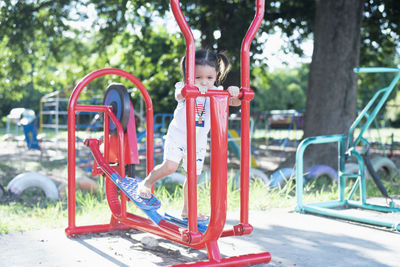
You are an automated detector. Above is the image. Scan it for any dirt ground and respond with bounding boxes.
[1,138,400,266]
[1,208,400,266]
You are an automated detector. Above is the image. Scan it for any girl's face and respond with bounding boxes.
[195,65,218,90]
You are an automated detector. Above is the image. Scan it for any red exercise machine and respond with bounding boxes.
[65,0,270,265]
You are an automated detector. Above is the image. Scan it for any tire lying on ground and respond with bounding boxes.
[344,163,360,174]
[0,184,5,199]
[344,158,399,180]
[305,165,338,184]
[199,168,267,189]
[268,168,296,187]
[76,177,98,192]
[7,172,59,200]
[233,168,269,189]
[369,156,399,182]
[58,177,99,199]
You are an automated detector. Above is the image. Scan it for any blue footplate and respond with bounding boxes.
[109,174,161,210]
[164,213,208,233]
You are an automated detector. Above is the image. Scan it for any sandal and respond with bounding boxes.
[136,181,152,199]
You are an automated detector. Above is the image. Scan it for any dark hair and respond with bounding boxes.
[181,49,231,85]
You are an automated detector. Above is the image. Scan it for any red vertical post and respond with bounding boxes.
[171,0,199,233]
[146,107,154,176]
[239,0,265,224]
[67,105,76,229]
[185,97,198,232]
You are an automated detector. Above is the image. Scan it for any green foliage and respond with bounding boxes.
[0,0,75,117]
[252,63,308,112]
[386,92,400,126]
[1,0,400,126]
[361,0,400,67]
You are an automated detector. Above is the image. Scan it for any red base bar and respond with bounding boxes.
[170,252,271,266]
[65,223,132,237]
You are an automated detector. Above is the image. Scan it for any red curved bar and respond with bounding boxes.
[171,0,195,86]
[66,68,154,234]
[241,0,265,90]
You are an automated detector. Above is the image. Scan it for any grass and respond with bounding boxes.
[0,175,297,234]
[2,171,398,234]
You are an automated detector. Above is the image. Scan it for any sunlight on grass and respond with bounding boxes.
[1,172,399,234]
[0,201,66,233]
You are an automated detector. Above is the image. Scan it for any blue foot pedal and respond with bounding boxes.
[109,174,161,210]
[164,213,208,233]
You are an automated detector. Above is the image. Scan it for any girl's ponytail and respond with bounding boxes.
[216,52,231,85]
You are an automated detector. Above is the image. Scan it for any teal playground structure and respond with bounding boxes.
[296,67,400,231]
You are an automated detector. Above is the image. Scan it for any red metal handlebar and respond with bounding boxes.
[241,0,265,91]
[171,0,195,86]
[239,0,265,225]
[181,87,244,99]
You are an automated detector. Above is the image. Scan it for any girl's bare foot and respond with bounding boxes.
[181,213,209,221]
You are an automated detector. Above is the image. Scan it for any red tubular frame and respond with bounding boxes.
[170,0,269,265]
[66,1,270,266]
[239,0,265,228]
[65,68,154,236]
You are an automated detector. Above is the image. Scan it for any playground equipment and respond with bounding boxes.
[267,109,303,130]
[136,113,173,164]
[5,108,41,150]
[296,67,400,231]
[227,115,270,187]
[228,115,258,168]
[40,90,103,135]
[5,108,25,136]
[65,1,270,265]
[40,90,68,136]
[255,109,303,161]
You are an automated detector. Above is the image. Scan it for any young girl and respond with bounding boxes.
[137,49,241,221]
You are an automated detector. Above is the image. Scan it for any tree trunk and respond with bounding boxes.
[302,0,364,169]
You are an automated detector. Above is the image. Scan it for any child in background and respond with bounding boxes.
[137,49,241,221]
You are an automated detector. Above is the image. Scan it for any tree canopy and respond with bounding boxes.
[0,0,399,133]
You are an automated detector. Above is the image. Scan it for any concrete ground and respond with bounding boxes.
[1,208,400,267]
